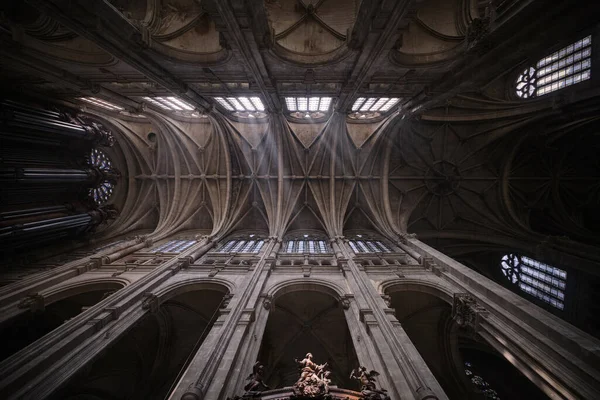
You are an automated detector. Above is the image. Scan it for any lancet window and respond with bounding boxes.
[501,254,566,310]
[516,36,592,98]
[216,237,265,254]
[283,239,330,254]
[149,239,197,254]
[348,237,392,253]
[88,149,115,205]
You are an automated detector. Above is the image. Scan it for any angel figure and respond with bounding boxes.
[244,361,270,393]
[350,366,390,400]
[294,352,319,383]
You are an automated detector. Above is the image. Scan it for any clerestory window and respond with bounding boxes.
[216,239,265,254]
[284,97,333,119]
[213,96,266,119]
[501,254,566,310]
[149,239,197,254]
[283,239,330,254]
[516,36,592,98]
[348,239,392,253]
[349,97,400,120]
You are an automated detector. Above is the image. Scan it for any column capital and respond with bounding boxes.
[18,293,45,312]
[141,292,160,313]
[452,293,488,332]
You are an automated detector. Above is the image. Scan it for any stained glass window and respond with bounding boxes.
[501,254,566,310]
[349,240,391,253]
[516,36,592,98]
[282,239,330,254]
[216,239,264,253]
[149,239,197,254]
[464,361,500,399]
[88,149,115,205]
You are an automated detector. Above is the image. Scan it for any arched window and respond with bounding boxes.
[216,235,265,254]
[348,235,392,253]
[213,96,266,119]
[88,148,115,205]
[284,96,333,120]
[516,36,592,98]
[149,239,197,254]
[282,235,331,254]
[464,361,501,399]
[348,97,400,120]
[501,254,566,310]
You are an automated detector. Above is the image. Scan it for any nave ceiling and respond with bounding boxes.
[0,0,599,273]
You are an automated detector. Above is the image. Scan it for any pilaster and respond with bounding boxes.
[402,237,600,399]
[173,238,279,400]
[334,237,447,400]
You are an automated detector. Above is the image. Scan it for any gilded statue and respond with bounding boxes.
[350,366,390,400]
[292,353,332,398]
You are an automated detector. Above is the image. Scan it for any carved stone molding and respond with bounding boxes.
[221,294,233,309]
[416,385,439,400]
[466,17,490,49]
[182,382,205,400]
[18,293,45,312]
[141,292,160,313]
[262,294,273,310]
[452,293,488,332]
[381,294,392,308]
[339,294,353,310]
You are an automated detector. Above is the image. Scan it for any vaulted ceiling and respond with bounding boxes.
[0,0,599,272]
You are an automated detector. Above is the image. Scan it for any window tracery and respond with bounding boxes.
[78,97,124,111]
[348,235,392,253]
[349,97,400,120]
[464,361,500,399]
[88,149,116,205]
[516,36,592,98]
[216,237,265,254]
[213,96,266,119]
[501,254,566,309]
[149,239,197,254]
[283,239,330,254]
[142,96,207,118]
[284,97,332,119]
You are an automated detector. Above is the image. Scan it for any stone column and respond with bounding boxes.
[224,257,275,399]
[401,237,600,399]
[0,235,147,318]
[174,238,279,400]
[333,238,447,400]
[0,237,215,399]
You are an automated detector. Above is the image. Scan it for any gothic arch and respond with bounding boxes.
[154,278,234,303]
[43,279,126,305]
[379,279,454,304]
[267,278,346,300]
